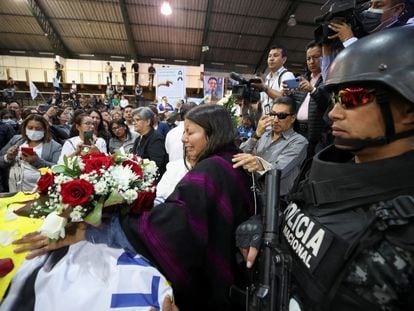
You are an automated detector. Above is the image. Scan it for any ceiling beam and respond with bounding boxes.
[119,0,138,60]
[254,0,304,74]
[199,0,214,66]
[25,0,72,58]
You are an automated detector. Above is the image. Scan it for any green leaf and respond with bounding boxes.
[84,198,104,227]
[104,190,124,207]
[63,155,69,167]
[52,165,66,174]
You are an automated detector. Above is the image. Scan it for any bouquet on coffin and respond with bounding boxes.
[15,151,158,240]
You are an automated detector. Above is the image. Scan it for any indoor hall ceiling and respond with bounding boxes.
[0,0,328,74]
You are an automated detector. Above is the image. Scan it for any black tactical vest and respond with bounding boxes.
[285,146,414,311]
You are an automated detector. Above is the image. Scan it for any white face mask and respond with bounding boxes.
[26,129,44,141]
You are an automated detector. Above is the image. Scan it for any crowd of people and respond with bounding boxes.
[0,1,413,310]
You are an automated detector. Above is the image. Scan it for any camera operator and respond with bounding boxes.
[328,0,408,45]
[238,26,414,311]
[252,45,295,115]
[321,0,413,80]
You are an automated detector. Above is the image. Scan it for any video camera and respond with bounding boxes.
[230,72,261,103]
[314,0,369,44]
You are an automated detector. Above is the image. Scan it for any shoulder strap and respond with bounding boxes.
[375,195,414,230]
[278,69,289,87]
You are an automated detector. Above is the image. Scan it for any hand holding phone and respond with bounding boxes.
[21,147,35,156]
[284,77,301,89]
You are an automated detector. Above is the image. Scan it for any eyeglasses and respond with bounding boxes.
[331,87,375,109]
[268,112,294,119]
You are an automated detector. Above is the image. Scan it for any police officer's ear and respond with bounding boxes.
[393,97,414,126]
[401,105,414,126]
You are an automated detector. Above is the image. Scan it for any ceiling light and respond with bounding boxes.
[161,2,172,16]
[211,62,224,66]
[39,52,54,55]
[9,50,26,54]
[202,45,209,53]
[151,58,165,62]
[110,55,125,59]
[79,53,95,57]
[235,64,249,68]
[287,14,297,27]
[174,59,188,63]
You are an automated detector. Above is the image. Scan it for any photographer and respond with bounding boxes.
[320,0,412,79]
[288,41,331,158]
[329,0,408,44]
[252,45,295,115]
[239,27,414,311]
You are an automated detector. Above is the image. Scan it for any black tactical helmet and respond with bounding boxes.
[325,26,414,150]
[325,26,414,104]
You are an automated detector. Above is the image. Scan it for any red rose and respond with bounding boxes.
[130,190,155,214]
[37,172,55,194]
[82,156,113,175]
[61,179,94,206]
[122,160,143,178]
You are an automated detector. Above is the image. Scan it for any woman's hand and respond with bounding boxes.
[13,223,87,259]
[21,151,38,163]
[88,144,101,154]
[6,145,18,161]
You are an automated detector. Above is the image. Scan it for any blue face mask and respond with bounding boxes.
[26,129,45,141]
[2,119,16,125]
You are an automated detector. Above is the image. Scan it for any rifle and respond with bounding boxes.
[232,169,291,310]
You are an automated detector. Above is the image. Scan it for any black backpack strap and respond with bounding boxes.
[278,69,288,87]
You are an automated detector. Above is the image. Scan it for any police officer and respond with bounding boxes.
[238,26,414,311]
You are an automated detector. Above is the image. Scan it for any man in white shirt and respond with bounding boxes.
[252,44,295,115]
[165,102,197,162]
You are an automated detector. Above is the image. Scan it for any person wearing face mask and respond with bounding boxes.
[14,105,255,311]
[319,0,412,82]
[0,113,62,192]
[327,0,411,48]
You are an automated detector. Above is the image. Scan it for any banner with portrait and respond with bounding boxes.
[203,76,224,102]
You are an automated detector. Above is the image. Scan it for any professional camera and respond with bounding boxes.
[314,0,369,44]
[230,72,261,103]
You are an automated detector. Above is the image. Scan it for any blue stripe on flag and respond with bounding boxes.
[117,252,152,267]
[110,276,160,309]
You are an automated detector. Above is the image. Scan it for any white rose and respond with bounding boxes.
[38,212,67,240]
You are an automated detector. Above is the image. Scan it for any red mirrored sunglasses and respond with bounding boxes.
[331,87,376,109]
